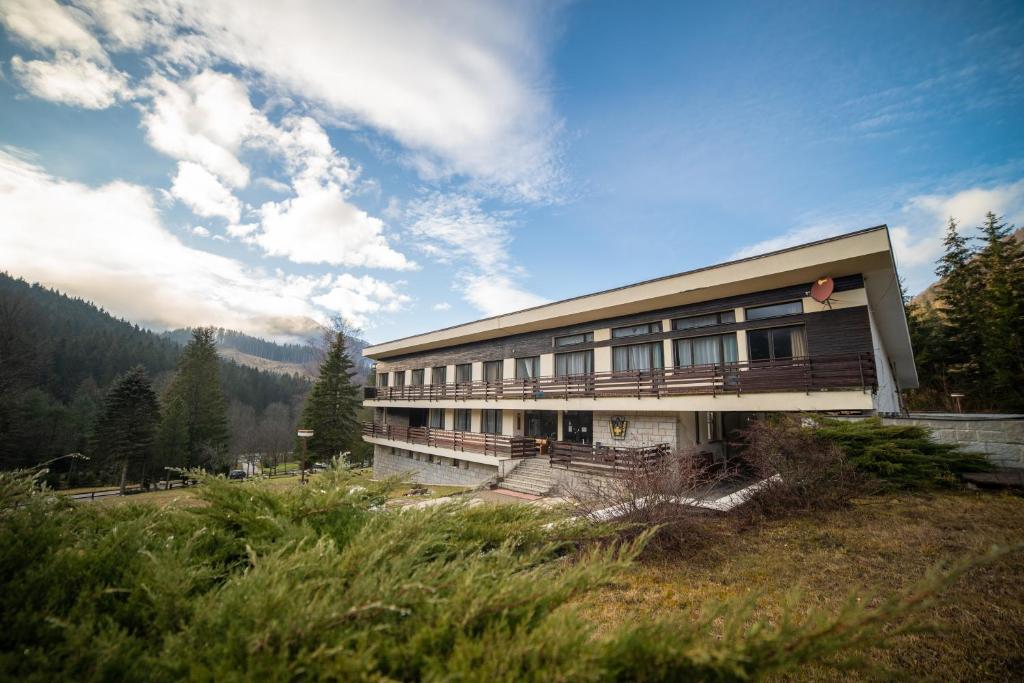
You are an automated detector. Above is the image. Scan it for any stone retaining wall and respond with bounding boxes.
[372,445,497,486]
[882,414,1024,469]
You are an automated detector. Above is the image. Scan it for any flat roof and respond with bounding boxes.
[364,225,918,388]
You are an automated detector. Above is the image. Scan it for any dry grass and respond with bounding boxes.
[576,491,1024,681]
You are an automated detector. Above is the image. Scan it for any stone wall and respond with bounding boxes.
[592,411,678,450]
[882,415,1024,469]
[372,445,498,486]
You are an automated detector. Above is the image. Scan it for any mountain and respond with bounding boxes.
[164,326,374,383]
[0,273,311,470]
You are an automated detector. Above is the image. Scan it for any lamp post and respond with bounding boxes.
[950,393,965,414]
[297,429,314,484]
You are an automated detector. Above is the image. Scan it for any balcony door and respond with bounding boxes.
[563,411,592,445]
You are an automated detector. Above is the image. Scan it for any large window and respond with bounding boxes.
[674,333,738,367]
[429,409,445,429]
[516,356,540,379]
[555,350,593,376]
[431,366,447,385]
[455,363,472,383]
[554,332,593,347]
[481,409,502,434]
[393,371,405,387]
[612,342,664,372]
[612,322,662,339]
[672,310,736,330]
[454,409,471,431]
[483,360,503,382]
[410,369,424,385]
[378,372,389,388]
[747,325,807,361]
[745,301,802,321]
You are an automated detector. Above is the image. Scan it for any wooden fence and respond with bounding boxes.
[362,422,538,458]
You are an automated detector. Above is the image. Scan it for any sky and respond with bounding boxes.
[1,0,1022,345]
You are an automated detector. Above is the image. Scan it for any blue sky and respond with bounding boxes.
[1,0,1022,344]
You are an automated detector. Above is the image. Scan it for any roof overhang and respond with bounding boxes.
[364,226,918,389]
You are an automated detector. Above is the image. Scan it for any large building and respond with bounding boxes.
[361,226,917,492]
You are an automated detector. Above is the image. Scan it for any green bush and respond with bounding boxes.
[815,418,993,489]
[0,466,1003,681]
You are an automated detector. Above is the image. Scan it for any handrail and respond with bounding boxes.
[362,422,538,458]
[367,352,876,402]
[549,441,670,470]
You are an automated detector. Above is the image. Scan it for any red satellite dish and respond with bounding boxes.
[810,277,835,303]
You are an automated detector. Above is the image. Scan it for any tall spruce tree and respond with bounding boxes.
[934,217,983,403]
[975,212,1024,410]
[300,331,360,464]
[157,327,229,470]
[91,366,160,493]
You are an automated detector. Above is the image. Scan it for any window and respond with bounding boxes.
[612,322,662,338]
[429,408,445,429]
[612,342,664,372]
[674,334,738,367]
[455,363,472,383]
[745,301,802,321]
[555,350,593,376]
[431,366,447,385]
[393,371,405,387]
[454,409,471,431]
[483,360,503,382]
[481,409,502,434]
[672,310,736,330]
[516,356,540,379]
[747,325,807,361]
[378,372,389,387]
[410,369,424,385]
[554,332,593,347]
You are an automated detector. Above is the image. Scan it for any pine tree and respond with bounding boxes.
[934,217,983,404]
[157,327,229,470]
[300,332,361,464]
[975,212,1024,410]
[90,366,160,493]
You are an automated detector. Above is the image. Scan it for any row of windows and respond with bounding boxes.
[378,301,806,386]
[425,408,502,434]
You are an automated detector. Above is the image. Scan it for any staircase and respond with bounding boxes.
[497,457,555,496]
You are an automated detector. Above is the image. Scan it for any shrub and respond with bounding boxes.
[738,415,868,519]
[815,417,993,490]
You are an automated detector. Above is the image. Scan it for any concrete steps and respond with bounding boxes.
[498,458,555,496]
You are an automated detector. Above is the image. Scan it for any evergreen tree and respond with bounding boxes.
[300,332,360,464]
[158,328,229,470]
[934,217,982,401]
[90,366,160,493]
[975,212,1024,410]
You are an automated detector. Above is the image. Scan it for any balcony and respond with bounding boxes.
[362,422,538,458]
[550,441,670,472]
[365,352,876,403]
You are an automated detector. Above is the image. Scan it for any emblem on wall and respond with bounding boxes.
[610,416,628,440]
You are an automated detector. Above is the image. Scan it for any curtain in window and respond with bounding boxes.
[432,367,446,384]
[555,350,593,376]
[675,334,737,367]
[722,334,738,363]
[454,410,471,431]
[483,361,502,382]
[429,409,445,429]
[456,364,472,383]
[691,336,720,365]
[516,357,538,379]
[790,327,807,357]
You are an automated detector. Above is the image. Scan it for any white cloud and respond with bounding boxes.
[171,161,242,222]
[311,274,411,329]
[190,225,210,237]
[432,301,451,311]
[75,0,565,200]
[731,178,1024,294]
[0,0,104,57]
[254,177,291,193]
[404,192,546,314]
[10,53,130,109]
[0,150,406,338]
[256,185,413,270]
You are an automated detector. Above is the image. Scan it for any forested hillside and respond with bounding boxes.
[0,273,311,474]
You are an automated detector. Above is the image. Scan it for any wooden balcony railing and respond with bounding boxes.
[362,422,538,458]
[549,441,670,471]
[366,352,876,403]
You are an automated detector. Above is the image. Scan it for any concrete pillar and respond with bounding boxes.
[557,411,565,441]
[734,307,748,363]
[470,408,482,432]
[471,361,483,382]
[445,364,456,385]
[503,357,516,381]
[594,346,611,373]
[539,353,554,377]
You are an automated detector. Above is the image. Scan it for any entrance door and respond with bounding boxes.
[525,411,557,439]
[564,411,593,444]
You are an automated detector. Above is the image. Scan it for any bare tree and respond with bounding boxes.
[258,402,295,472]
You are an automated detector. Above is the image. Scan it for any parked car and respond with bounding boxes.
[228,470,247,480]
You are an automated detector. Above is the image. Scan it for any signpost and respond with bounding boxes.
[297,429,314,484]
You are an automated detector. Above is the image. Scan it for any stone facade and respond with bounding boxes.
[372,445,498,486]
[882,415,1024,469]
[592,411,679,450]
